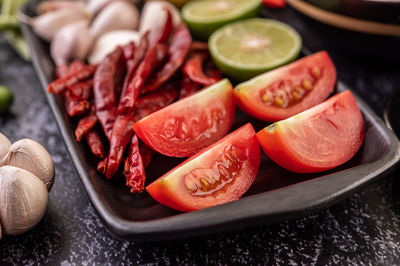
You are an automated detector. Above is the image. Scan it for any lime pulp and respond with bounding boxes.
[209,18,302,81]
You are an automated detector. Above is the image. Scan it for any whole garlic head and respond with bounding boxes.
[0,133,11,163]
[2,139,55,191]
[0,166,48,236]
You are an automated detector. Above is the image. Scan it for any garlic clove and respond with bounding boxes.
[20,7,92,42]
[0,133,11,164]
[0,166,48,236]
[90,1,140,40]
[51,20,94,66]
[37,0,87,15]
[88,30,140,65]
[86,0,140,15]
[4,139,55,191]
[139,0,182,41]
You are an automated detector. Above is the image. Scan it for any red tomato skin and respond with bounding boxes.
[257,90,364,173]
[234,51,336,122]
[263,0,286,9]
[146,123,260,212]
[133,79,236,158]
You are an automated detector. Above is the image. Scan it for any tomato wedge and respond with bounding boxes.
[234,51,336,122]
[257,90,364,173]
[133,79,235,158]
[146,123,260,212]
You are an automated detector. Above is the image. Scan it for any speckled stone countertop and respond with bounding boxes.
[1,6,400,265]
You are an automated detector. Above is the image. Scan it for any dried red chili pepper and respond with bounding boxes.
[56,64,69,79]
[93,46,126,139]
[64,90,90,117]
[125,134,146,193]
[142,23,192,94]
[48,64,96,94]
[75,108,98,141]
[97,158,107,174]
[117,43,168,114]
[204,59,222,80]
[69,79,93,100]
[86,130,105,158]
[123,41,136,63]
[104,113,135,179]
[179,76,202,99]
[182,52,220,86]
[121,33,150,100]
[151,9,173,45]
[133,86,178,120]
[191,41,209,51]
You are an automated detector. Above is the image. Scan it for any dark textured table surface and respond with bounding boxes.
[1,5,400,265]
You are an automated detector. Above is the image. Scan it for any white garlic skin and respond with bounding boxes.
[0,166,48,236]
[90,0,140,40]
[0,133,11,163]
[51,20,94,66]
[28,7,92,42]
[3,139,55,191]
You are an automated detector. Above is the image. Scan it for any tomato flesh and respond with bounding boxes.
[146,123,260,212]
[234,51,336,122]
[257,90,364,173]
[133,79,235,157]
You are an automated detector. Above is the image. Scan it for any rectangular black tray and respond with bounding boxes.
[20,0,400,241]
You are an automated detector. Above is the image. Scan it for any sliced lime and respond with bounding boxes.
[209,18,302,81]
[182,0,262,40]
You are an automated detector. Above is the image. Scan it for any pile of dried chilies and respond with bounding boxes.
[47,11,222,193]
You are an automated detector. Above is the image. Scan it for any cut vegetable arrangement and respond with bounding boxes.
[41,1,366,213]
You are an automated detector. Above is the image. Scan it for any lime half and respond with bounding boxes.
[209,18,302,81]
[182,0,262,40]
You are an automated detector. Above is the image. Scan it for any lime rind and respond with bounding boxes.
[182,0,262,40]
[209,18,302,82]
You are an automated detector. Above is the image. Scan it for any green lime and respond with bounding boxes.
[0,86,13,113]
[182,0,262,40]
[209,18,302,82]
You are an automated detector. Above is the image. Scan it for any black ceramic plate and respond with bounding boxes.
[384,85,400,138]
[21,1,400,241]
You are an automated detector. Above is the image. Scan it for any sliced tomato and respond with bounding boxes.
[234,51,336,122]
[256,90,364,173]
[146,123,260,212]
[133,79,235,158]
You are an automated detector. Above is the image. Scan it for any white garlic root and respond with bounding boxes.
[89,30,140,65]
[19,7,91,42]
[2,139,55,191]
[90,0,139,40]
[37,0,87,15]
[0,166,48,236]
[0,133,11,164]
[139,0,182,41]
[51,20,94,66]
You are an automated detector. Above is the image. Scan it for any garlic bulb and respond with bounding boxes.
[20,7,91,42]
[2,139,55,191]
[90,0,140,40]
[0,133,11,163]
[139,1,181,40]
[51,20,94,66]
[0,166,48,236]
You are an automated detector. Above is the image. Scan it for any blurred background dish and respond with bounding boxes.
[287,0,400,36]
